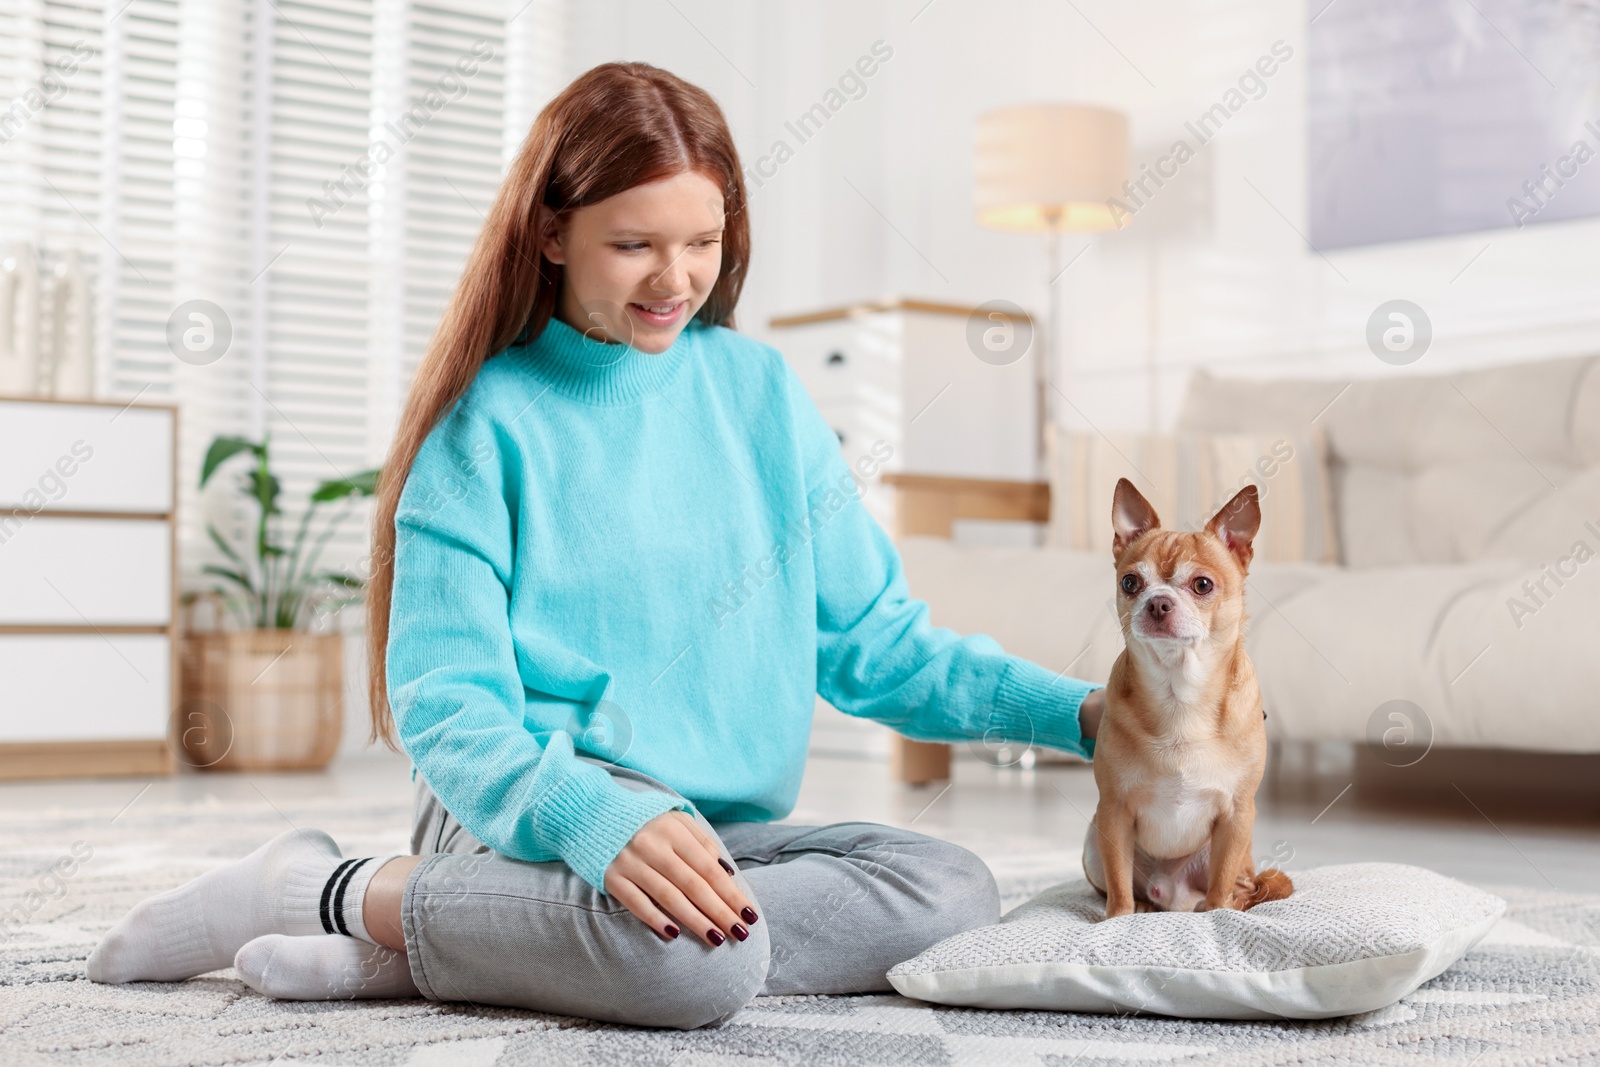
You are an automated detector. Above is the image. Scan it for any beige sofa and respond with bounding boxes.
[894,354,1600,764]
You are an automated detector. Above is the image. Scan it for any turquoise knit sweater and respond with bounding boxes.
[386,313,1100,895]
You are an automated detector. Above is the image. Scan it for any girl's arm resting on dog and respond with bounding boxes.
[387,414,691,895]
[785,369,1101,760]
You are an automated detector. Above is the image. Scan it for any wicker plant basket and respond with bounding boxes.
[178,597,344,771]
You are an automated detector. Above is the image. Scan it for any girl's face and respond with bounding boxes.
[539,169,725,355]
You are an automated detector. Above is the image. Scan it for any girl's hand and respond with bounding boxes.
[1080,688,1105,741]
[604,809,759,947]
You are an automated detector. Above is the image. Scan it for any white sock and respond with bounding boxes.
[86,828,344,983]
[322,854,399,946]
[234,933,419,1000]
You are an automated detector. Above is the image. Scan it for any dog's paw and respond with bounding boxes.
[1195,897,1242,913]
[1134,899,1158,914]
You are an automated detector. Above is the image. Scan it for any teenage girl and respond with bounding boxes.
[86,61,1104,1030]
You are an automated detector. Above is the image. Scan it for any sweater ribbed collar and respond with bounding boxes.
[510,312,698,405]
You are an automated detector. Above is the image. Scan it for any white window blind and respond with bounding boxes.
[111,1,181,400]
[0,0,180,405]
[398,2,508,392]
[255,0,379,597]
[0,0,570,622]
[0,3,102,398]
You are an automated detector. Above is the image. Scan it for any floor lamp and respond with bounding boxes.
[974,104,1130,477]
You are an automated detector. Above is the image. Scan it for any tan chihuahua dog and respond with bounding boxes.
[1083,477,1293,918]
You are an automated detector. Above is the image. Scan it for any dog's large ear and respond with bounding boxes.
[1206,484,1261,570]
[1112,478,1160,557]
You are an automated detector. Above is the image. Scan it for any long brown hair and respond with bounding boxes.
[365,62,750,749]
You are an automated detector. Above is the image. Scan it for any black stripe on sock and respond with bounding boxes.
[319,858,361,935]
[331,857,372,937]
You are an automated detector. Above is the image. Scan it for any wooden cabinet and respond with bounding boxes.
[769,298,1039,533]
[0,396,177,778]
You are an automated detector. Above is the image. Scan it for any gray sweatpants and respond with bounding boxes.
[400,754,1001,1030]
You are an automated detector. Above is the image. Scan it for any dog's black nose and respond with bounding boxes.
[1145,595,1175,618]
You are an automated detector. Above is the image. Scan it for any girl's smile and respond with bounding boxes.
[628,299,686,329]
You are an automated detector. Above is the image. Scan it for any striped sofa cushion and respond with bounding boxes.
[1045,428,1340,564]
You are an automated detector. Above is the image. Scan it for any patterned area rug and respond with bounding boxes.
[3,794,1598,1066]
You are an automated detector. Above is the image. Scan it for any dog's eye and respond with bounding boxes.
[1192,576,1214,595]
[1120,573,1140,595]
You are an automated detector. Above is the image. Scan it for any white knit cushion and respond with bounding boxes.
[887,863,1506,1020]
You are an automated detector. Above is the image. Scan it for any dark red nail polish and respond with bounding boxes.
[741,907,758,924]
[730,923,748,941]
[662,924,679,940]
[718,857,736,876]
[707,928,726,946]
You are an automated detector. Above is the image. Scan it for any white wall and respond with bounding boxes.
[566,0,1600,435]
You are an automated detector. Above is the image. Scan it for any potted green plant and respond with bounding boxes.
[178,433,379,771]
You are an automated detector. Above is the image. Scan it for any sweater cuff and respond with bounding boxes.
[533,756,694,894]
[991,658,1102,761]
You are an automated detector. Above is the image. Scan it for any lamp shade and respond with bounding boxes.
[974,104,1130,232]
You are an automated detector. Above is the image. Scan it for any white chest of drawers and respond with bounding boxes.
[768,299,1040,531]
[0,396,178,778]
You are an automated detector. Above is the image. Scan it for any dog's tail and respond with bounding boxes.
[1241,867,1294,910]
